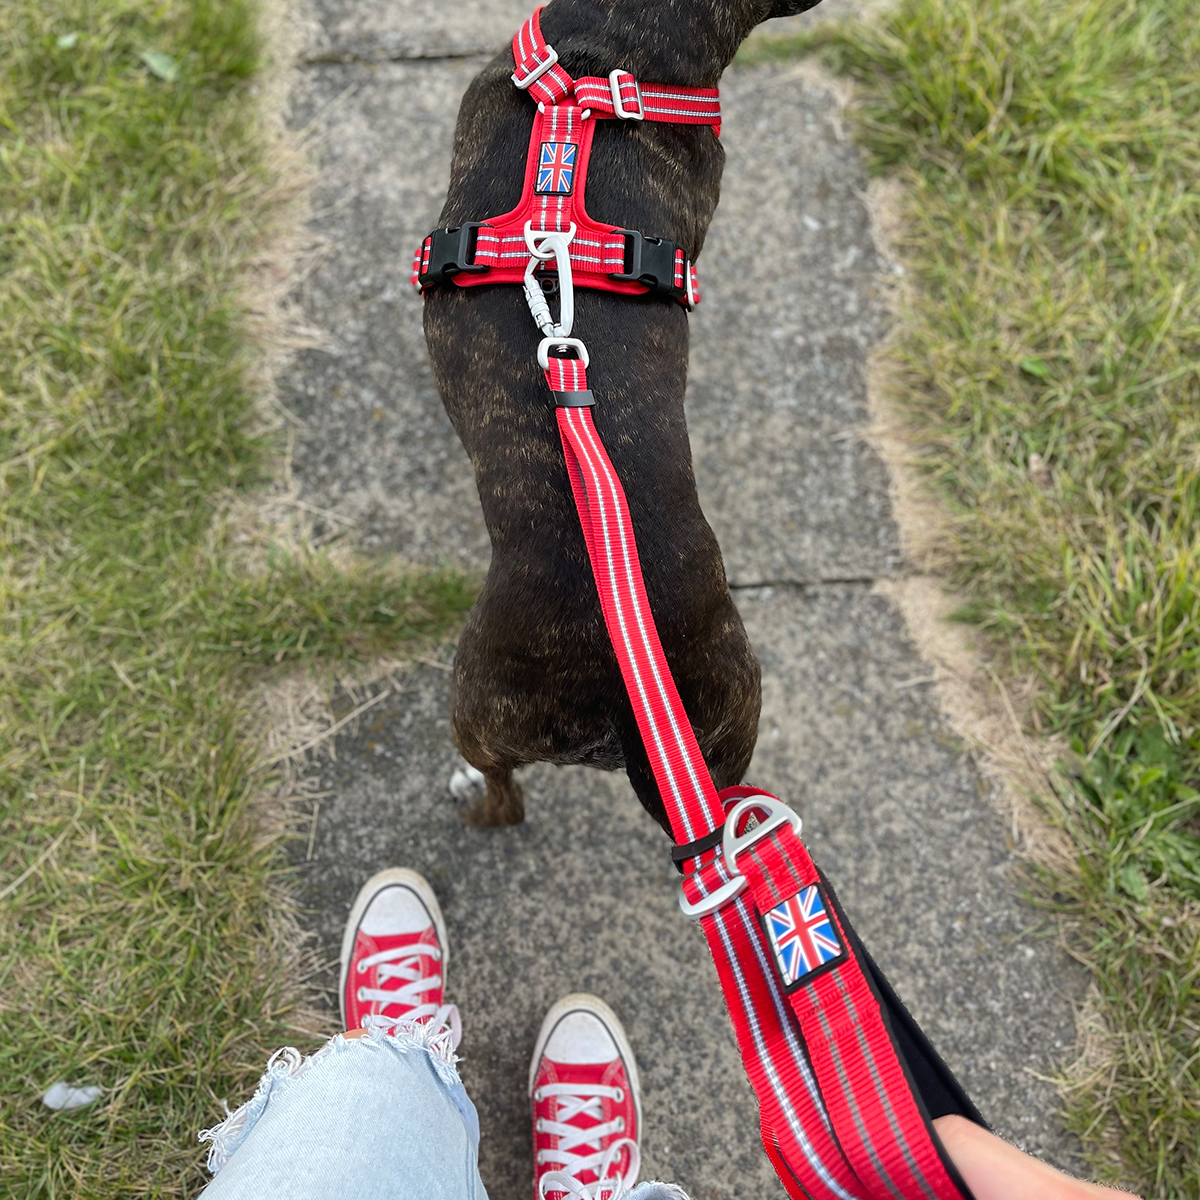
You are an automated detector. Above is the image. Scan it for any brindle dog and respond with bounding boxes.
[424,0,821,835]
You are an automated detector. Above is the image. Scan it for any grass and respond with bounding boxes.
[745,0,1199,1193]
[0,1,475,1195]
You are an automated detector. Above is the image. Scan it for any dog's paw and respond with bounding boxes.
[449,763,486,804]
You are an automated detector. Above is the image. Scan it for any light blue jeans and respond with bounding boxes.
[198,1025,688,1200]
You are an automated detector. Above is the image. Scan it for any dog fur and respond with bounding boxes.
[424,0,822,835]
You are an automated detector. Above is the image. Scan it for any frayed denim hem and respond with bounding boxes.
[198,1023,462,1175]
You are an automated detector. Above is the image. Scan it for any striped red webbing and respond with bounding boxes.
[512,8,722,132]
[411,8,711,302]
[543,352,971,1200]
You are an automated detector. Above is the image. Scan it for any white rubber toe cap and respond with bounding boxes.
[541,1009,620,1065]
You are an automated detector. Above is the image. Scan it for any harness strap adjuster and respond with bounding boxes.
[418,223,489,288]
[610,229,688,301]
[512,43,559,90]
[608,69,644,120]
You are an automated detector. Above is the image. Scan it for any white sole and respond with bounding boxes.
[337,867,450,1029]
[528,993,643,1137]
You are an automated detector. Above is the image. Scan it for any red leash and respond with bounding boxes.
[418,12,984,1199]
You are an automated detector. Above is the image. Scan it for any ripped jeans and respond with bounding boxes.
[198,1024,687,1200]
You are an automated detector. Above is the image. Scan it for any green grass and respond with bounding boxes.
[0,2,475,1195]
[746,0,1199,1193]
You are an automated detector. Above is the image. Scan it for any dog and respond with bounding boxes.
[424,0,821,836]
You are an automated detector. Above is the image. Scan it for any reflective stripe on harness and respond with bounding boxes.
[419,10,986,1199]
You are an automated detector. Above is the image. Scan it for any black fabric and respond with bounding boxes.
[820,871,985,1200]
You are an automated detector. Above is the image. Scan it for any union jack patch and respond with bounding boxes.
[764,884,845,990]
[536,142,576,194]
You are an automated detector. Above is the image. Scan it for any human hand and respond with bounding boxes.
[934,1115,1142,1200]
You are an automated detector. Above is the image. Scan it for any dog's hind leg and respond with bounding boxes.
[456,764,525,828]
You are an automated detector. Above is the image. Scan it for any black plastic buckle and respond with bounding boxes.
[609,230,687,301]
[418,223,489,287]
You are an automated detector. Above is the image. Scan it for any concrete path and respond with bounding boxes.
[282,4,1088,1196]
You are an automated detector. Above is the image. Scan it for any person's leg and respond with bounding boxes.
[199,1024,483,1200]
[197,869,482,1200]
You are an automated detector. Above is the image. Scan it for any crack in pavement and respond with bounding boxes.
[730,575,881,590]
[299,49,495,65]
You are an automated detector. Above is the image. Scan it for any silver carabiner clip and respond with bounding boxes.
[523,222,576,339]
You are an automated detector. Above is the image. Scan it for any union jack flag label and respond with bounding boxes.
[536,142,576,194]
[764,884,845,990]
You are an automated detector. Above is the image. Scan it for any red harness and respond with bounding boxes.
[417,12,983,1200]
[412,6,709,307]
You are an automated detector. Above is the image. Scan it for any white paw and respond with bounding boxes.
[449,763,486,803]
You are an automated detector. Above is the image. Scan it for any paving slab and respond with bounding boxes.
[299,0,529,62]
[285,58,492,567]
[295,0,890,65]
[283,61,899,582]
[689,65,899,585]
[295,586,1086,1200]
[281,23,1091,1198]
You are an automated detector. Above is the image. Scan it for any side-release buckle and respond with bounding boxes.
[679,796,803,920]
[610,230,688,302]
[418,223,489,288]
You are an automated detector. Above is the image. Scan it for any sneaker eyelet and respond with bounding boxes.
[357,987,366,1001]
[533,1088,543,1102]
[357,961,367,973]
[614,1088,624,1102]
[616,1117,625,1132]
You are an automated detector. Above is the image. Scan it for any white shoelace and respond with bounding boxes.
[356,944,462,1048]
[536,1082,641,1200]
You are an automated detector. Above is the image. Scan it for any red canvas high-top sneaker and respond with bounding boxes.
[339,867,461,1048]
[530,995,642,1200]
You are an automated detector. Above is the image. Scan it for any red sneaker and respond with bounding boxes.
[530,994,642,1200]
[338,867,461,1046]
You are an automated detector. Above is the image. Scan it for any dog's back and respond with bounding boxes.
[423,1,799,832]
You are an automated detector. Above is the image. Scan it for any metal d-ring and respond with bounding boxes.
[678,796,803,921]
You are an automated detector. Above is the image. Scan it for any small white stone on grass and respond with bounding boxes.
[42,1082,102,1111]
